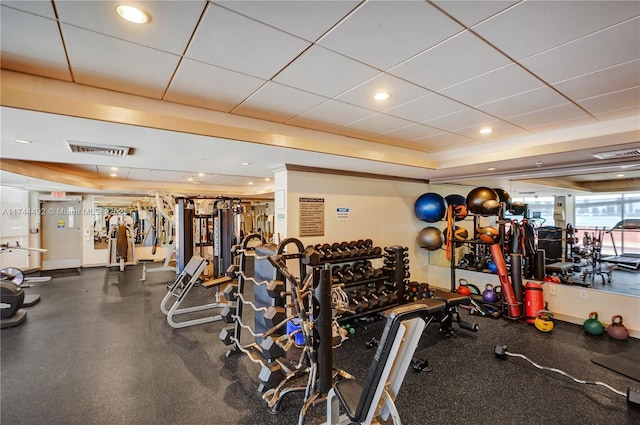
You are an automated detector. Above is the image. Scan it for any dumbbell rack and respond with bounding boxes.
[316,241,406,322]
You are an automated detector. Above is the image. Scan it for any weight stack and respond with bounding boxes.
[253,244,282,343]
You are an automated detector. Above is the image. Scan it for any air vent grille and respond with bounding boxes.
[592,149,640,160]
[67,141,130,157]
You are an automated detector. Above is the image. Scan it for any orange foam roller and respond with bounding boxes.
[489,243,521,318]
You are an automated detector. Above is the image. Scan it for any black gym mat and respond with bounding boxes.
[592,352,640,382]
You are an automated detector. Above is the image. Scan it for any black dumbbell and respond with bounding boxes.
[258,362,285,391]
[381,287,399,304]
[330,242,348,259]
[264,306,287,328]
[223,284,238,302]
[260,336,285,361]
[363,261,385,278]
[332,265,352,284]
[342,264,363,282]
[366,288,384,307]
[353,261,373,280]
[219,326,235,345]
[355,290,373,312]
[266,280,285,298]
[221,304,235,323]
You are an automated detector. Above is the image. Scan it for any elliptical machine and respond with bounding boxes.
[1,282,28,328]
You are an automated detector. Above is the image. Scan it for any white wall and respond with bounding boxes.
[0,186,32,269]
[278,170,432,282]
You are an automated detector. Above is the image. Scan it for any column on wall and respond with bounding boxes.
[273,168,288,244]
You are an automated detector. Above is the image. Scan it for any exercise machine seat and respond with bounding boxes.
[332,379,362,421]
[327,299,446,425]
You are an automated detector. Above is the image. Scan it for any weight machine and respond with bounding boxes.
[175,196,243,277]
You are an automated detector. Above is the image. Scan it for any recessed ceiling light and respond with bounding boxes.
[616,174,625,178]
[110,173,117,177]
[111,167,118,171]
[115,4,150,24]
[187,177,193,181]
[198,172,204,177]
[248,181,254,185]
[479,127,493,134]
[241,162,251,166]
[264,178,271,182]
[373,92,390,101]
[15,139,32,144]
[488,167,496,171]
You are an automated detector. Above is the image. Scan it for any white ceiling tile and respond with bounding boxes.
[233,82,328,123]
[341,113,415,135]
[521,18,640,84]
[165,59,266,112]
[440,64,545,107]
[451,119,531,142]
[554,60,640,101]
[578,87,640,116]
[474,0,640,60]
[591,106,640,122]
[273,45,379,98]
[286,100,376,128]
[330,126,377,141]
[61,25,180,98]
[0,7,71,80]
[215,1,359,42]
[389,30,511,91]
[477,86,568,118]
[507,103,592,129]
[527,116,598,134]
[318,1,462,70]
[424,108,498,132]
[385,93,467,123]
[379,124,442,141]
[336,73,431,112]
[186,3,310,79]
[432,1,518,27]
[55,1,207,55]
[412,132,477,152]
[1,1,56,18]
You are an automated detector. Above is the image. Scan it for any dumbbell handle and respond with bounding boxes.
[459,320,479,332]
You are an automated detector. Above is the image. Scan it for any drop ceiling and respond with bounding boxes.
[1,0,639,198]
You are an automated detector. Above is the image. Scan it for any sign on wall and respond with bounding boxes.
[336,207,350,221]
[299,197,324,237]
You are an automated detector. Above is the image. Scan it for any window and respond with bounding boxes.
[512,196,554,225]
[575,192,640,255]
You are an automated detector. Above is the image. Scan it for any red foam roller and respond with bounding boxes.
[489,243,521,318]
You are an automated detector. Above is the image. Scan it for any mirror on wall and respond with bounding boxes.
[92,196,159,250]
[423,187,639,299]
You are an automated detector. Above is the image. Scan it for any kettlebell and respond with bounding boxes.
[583,311,605,335]
[482,283,499,303]
[534,310,554,333]
[456,278,471,296]
[606,315,629,341]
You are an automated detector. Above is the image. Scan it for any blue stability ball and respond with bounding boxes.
[414,192,447,222]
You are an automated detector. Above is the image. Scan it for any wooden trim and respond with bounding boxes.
[285,164,430,184]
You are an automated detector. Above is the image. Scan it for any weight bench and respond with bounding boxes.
[546,261,576,277]
[325,299,446,425]
[431,289,478,336]
[160,255,228,328]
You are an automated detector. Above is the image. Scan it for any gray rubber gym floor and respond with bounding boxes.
[2,265,639,425]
